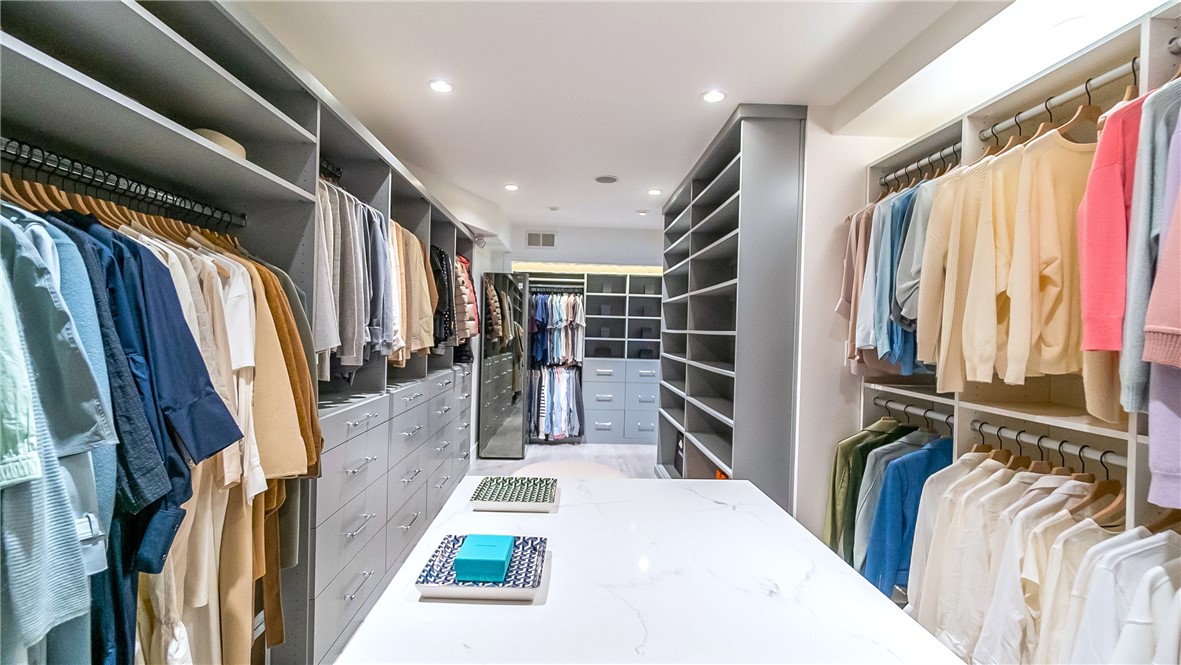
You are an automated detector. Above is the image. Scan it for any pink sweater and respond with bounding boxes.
[1078,96,1145,351]
[1144,194,1181,367]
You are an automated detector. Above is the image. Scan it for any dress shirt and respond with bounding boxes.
[987,474,1074,587]
[905,451,987,615]
[822,419,900,551]
[842,425,916,563]
[856,192,900,350]
[1110,559,1181,664]
[1153,586,1181,664]
[1033,518,1125,664]
[1069,530,1181,663]
[973,479,1094,665]
[853,431,934,570]
[914,457,1007,630]
[931,467,1020,655]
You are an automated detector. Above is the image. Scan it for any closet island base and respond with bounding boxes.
[335,477,956,664]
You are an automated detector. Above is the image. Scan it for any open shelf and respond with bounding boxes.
[627,340,660,360]
[686,278,739,299]
[960,399,1130,439]
[587,316,625,340]
[665,205,692,236]
[586,273,628,295]
[684,432,734,476]
[585,339,625,360]
[691,227,739,261]
[691,190,740,237]
[864,382,955,407]
[692,153,741,207]
[663,301,687,330]
[586,293,627,317]
[655,463,683,480]
[0,33,315,210]
[665,226,693,266]
[684,358,736,377]
[630,275,662,297]
[660,380,687,399]
[689,287,737,330]
[628,295,661,318]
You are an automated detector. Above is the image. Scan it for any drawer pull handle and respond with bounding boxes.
[399,511,421,531]
[402,425,423,438]
[458,422,470,431]
[403,392,424,402]
[435,440,451,452]
[459,451,470,461]
[343,570,375,601]
[638,370,657,377]
[345,456,378,475]
[345,412,378,428]
[434,475,451,489]
[344,512,377,539]
[401,468,423,484]
[595,421,612,429]
[639,395,656,403]
[596,369,614,376]
[460,393,471,400]
[638,423,655,432]
[595,394,614,401]
[444,379,453,386]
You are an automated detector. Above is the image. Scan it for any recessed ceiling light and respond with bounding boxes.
[702,90,726,103]
[547,206,560,212]
[429,79,454,93]
[503,183,519,191]
[636,209,649,216]
[595,175,619,184]
[647,188,663,196]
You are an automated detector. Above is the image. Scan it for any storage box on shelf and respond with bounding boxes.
[657,105,806,508]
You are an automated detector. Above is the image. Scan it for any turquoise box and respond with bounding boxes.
[453,534,515,582]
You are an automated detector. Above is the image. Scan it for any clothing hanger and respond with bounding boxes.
[919,408,938,435]
[970,422,994,454]
[999,427,1030,469]
[1088,451,1127,526]
[1056,79,1102,144]
[1028,434,1053,474]
[1,171,37,210]
[1123,57,1139,102]
[1071,444,1096,483]
[1030,98,1059,141]
[1070,448,1121,516]
[975,125,1002,163]
[1050,438,1074,476]
[1146,508,1181,534]
[996,113,1030,155]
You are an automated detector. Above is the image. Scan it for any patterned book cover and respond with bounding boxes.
[416,535,548,601]
[471,476,557,505]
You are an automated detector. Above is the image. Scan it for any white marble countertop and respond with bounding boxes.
[336,477,956,664]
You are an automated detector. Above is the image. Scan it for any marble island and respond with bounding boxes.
[336,477,957,664]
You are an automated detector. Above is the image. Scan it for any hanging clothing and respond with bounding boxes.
[527,367,583,440]
[529,293,585,366]
[454,256,478,341]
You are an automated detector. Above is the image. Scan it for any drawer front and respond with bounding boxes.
[427,391,456,436]
[387,404,428,469]
[583,410,626,443]
[425,460,455,519]
[624,410,659,442]
[316,420,387,524]
[313,478,387,597]
[584,381,627,408]
[387,443,428,518]
[312,526,386,664]
[320,568,391,665]
[454,385,474,413]
[625,360,661,384]
[453,442,472,479]
[388,380,426,418]
[320,398,385,453]
[424,430,457,472]
[427,370,456,398]
[624,383,659,410]
[584,358,627,382]
[386,485,427,570]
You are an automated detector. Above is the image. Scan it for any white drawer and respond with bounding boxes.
[625,360,660,383]
[319,396,387,453]
[313,477,386,597]
[584,410,626,443]
[624,383,659,410]
[584,358,627,383]
[427,369,456,398]
[387,403,428,469]
[585,381,627,408]
[316,419,387,525]
[312,527,386,664]
[386,485,428,570]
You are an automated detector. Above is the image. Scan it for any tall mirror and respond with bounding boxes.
[477,272,526,458]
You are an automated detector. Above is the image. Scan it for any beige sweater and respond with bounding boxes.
[916,173,964,364]
[1003,132,1096,384]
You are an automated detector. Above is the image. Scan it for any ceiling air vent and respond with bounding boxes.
[527,231,556,248]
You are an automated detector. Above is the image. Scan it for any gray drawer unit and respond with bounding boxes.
[313,477,386,597]
[584,358,627,382]
[425,461,455,519]
[454,386,473,413]
[584,410,626,443]
[319,395,388,453]
[427,391,456,436]
[387,404,428,469]
[424,430,457,473]
[312,528,386,664]
[625,383,659,410]
[453,443,472,478]
[387,380,427,418]
[386,442,428,520]
[427,369,456,398]
[316,419,388,525]
[319,568,388,665]
[586,381,627,408]
[625,410,659,442]
[385,485,427,570]
[626,360,661,383]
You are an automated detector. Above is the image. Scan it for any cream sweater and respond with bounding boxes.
[1003,132,1096,384]
[916,173,964,363]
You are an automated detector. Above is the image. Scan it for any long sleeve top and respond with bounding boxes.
[1004,132,1096,384]
[1122,79,1181,411]
[856,194,898,350]
[895,179,939,328]
[916,173,964,363]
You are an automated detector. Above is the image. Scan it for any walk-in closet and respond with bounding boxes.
[1,1,1178,664]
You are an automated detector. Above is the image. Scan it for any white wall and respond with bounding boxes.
[404,160,513,244]
[792,107,907,537]
[504,225,663,269]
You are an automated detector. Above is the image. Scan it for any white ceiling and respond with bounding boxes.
[241,1,986,230]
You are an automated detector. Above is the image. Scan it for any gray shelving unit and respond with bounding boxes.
[657,104,805,511]
[584,273,662,361]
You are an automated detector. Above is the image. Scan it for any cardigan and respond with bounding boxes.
[1144,184,1181,367]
